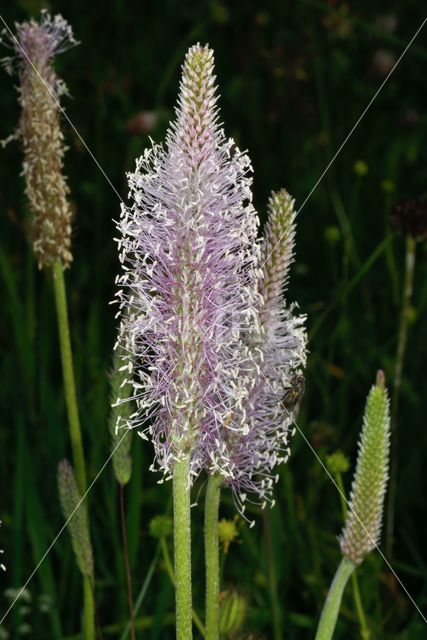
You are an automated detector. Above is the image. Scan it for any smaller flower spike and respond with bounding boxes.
[1,11,77,268]
[214,189,307,515]
[57,460,93,578]
[110,344,134,486]
[259,189,297,328]
[340,371,391,565]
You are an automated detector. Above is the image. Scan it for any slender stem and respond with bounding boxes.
[160,537,205,637]
[204,475,222,640]
[335,473,370,639]
[83,576,95,640]
[89,577,105,640]
[263,510,281,640]
[173,456,193,640]
[351,574,370,640]
[52,261,87,494]
[315,558,355,640]
[52,261,94,640]
[119,484,136,640]
[387,235,416,557]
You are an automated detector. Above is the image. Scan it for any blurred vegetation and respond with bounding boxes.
[1,0,426,638]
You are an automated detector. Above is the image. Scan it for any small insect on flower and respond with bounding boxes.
[282,373,305,417]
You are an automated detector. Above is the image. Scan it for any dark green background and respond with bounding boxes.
[0,0,426,638]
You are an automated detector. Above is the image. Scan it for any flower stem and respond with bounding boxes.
[52,261,87,494]
[204,475,222,640]
[83,576,95,640]
[173,455,193,640]
[119,484,136,640]
[263,510,281,640]
[387,235,416,558]
[315,558,355,640]
[160,537,205,636]
[351,573,370,640]
[52,261,94,640]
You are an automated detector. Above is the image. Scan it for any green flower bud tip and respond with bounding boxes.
[218,516,239,553]
[149,515,173,539]
[219,588,248,635]
[57,460,94,578]
[326,450,350,477]
[110,345,134,485]
[340,371,390,565]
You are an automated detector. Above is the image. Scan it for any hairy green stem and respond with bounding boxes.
[315,558,355,640]
[204,475,222,640]
[52,261,94,640]
[83,576,95,640]
[263,510,281,640]
[160,537,205,636]
[387,235,416,558]
[173,455,193,640]
[119,484,136,640]
[52,261,87,494]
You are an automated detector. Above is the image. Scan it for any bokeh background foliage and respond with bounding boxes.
[0,0,426,638]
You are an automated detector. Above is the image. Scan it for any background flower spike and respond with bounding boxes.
[315,371,391,640]
[57,459,93,579]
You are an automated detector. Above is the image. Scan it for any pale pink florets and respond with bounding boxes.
[115,45,307,514]
[216,190,307,517]
[115,44,262,482]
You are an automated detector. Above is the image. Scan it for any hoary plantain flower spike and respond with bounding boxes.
[57,460,93,578]
[340,371,391,565]
[218,188,306,517]
[110,344,134,486]
[1,10,77,268]
[115,43,261,484]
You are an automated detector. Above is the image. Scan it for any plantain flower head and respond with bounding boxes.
[340,371,391,565]
[115,44,261,483]
[214,189,307,515]
[1,11,77,268]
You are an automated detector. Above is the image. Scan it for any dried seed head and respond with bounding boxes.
[110,345,134,486]
[390,197,427,242]
[1,11,77,268]
[340,371,390,565]
[57,460,93,578]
